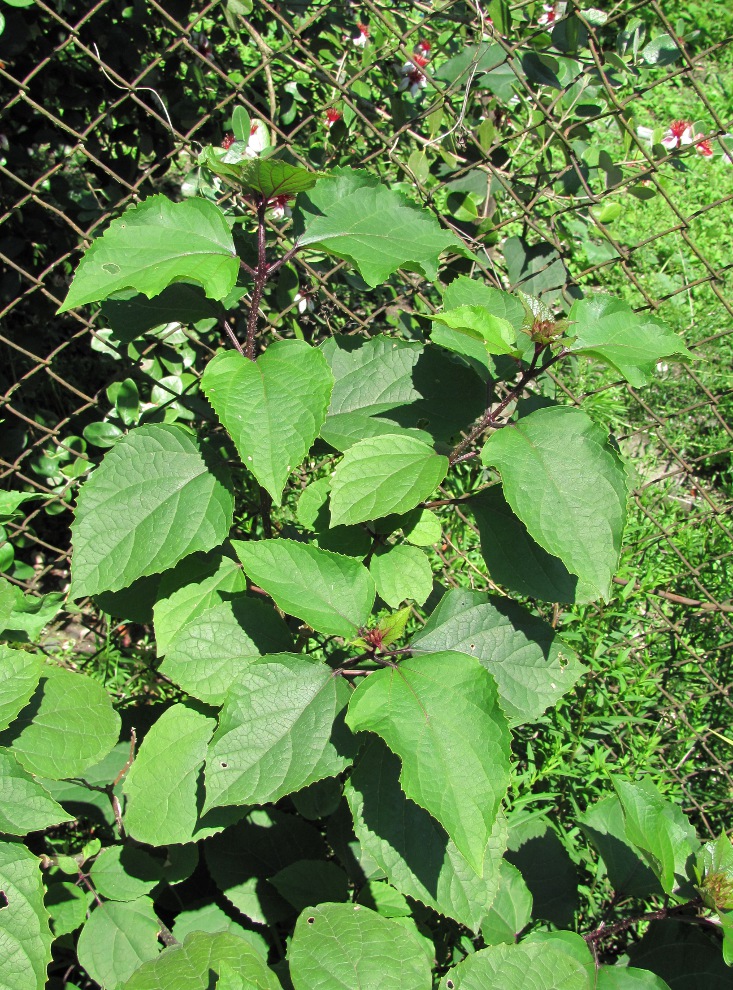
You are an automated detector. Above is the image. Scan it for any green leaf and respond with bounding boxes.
[481,407,628,601]
[430,306,517,357]
[481,861,532,945]
[295,169,468,287]
[627,922,729,989]
[597,967,672,989]
[202,341,333,505]
[159,597,293,705]
[370,544,433,608]
[289,903,433,990]
[579,796,661,897]
[613,777,699,895]
[0,749,73,835]
[59,196,238,313]
[321,334,422,418]
[402,507,442,545]
[76,898,162,988]
[0,645,44,731]
[439,940,591,990]
[0,491,42,520]
[292,777,343,820]
[153,552,248,657]
[270,860,349,912]
[411,590,585,724]
[0,589,64,643]
[0,841,52,990]
[123,704,243,845]
[442,277,526,330]
[70,424,234,600]
[122,930,280,990]
[330,435,448,527]
[203,655,353,811]
[204,154,324,197]
[468,487,583,603]
[205,810,328,925]
[171,901,247,941]
[505,818,578,928]
[346,738,506,931]
[1,668,120,779]
[346,652,511,875]
[45,881,91,936]
[569,294,691,387]
[89,846,164,902]
[233,539,375,637]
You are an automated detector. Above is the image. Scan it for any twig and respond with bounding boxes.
[222,319,244,356]
[245,197,269,360]
[158,921,179,947]
[583,899,710,945]
[240,18,278,126]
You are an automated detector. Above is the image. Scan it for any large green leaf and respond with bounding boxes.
[411,590,585,724]
[505,818,579,928]
[70,424,234,600]
[569,294,691,387]
[59,196,238,313]
[289,902,432,990]
[122,930,280,990]
[89,845,164,903]
[0,668,120,779]
[0,749,73,835]
[203,655,353,811]
[597,967,671,989]
[579,796,661,898]
[159,597,293,705]
[295,169,468,286]
[370,544,433,608]
[346,652,511,874]
[0,646,44,731]
[321,335,422,418]
[613,778,699,895]
[627,922,730,989]
[123,704,243,845]
[270,860,350,913]
[480,861,532,945]
[76,898,162,988]
[442,277,526,330]
[205,810,328,925]
[330,435,448,527]
[468,487,583,603]
[233,539,375,637]
[346,738,506,931]
[100,283,222,344]
[481,407,628,601]
[202,341,333,505]
[0,841,52,990]
[439,940,591,989]
[153,552,248,657]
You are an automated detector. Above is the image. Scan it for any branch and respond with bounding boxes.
[245,196,269,361]
[448,346,569,465]
[583,898,709,945]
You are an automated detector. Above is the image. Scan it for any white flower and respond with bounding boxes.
[538,4,557,26]
[661,119,696,150]
[269,195,293,220]
[246,120,269,158]
[398,55,429,98]
[352,22,369,47]
[294,290,315,314]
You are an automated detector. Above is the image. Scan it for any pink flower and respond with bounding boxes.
[538,4,557,26]
[661,119,696,149]
[415,39,431,57]
[695,138,714,158]
[221,133,235,150]
[325,108,342,128]
[269,194,293,220]
[399,53,429,98]
[353,22,369,47]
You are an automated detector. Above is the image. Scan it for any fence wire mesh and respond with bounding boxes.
[1,0,732,831]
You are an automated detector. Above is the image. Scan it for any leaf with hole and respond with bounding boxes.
[59,196,238,312]
[203,655,353,811]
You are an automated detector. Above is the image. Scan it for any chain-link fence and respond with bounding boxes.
[1,0,732,830]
